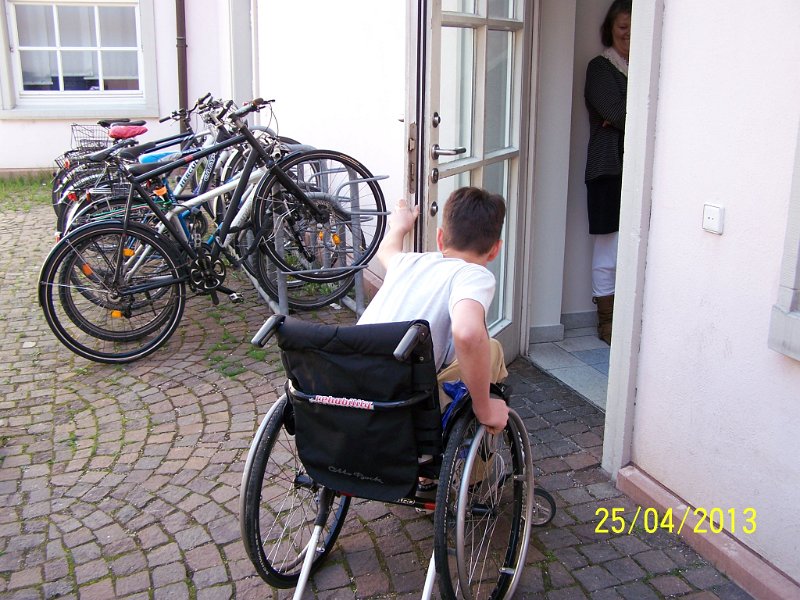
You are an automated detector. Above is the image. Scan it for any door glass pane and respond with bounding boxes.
[442,0,476,14]
[485,30,513,153]
[58,6,97,47]
[488,0,514,19]
[99,7,137,47]
[439,27,474,164]
[20,51,59,90]
[435,172,471,233]
[16,5,55,46]
[483,161,509,326]
[62,51,98,90]
[102,51,140,90]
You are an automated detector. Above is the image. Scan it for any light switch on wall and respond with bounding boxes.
[702,204,724,234]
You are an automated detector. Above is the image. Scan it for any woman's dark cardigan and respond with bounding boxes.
[584,55,628,182]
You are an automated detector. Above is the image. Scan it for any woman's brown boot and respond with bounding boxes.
[593,294,614,345]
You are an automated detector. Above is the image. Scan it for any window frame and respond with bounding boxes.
[768,123,800,362]
[0,0,158,118]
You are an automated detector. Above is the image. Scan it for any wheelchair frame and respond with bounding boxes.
[240,315,555,599]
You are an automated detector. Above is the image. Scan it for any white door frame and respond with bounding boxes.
[602,0,664,478]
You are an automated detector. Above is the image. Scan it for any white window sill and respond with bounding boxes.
[768,305,800,362]
[0,102,159,120]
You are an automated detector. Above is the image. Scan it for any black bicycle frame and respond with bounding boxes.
[121,122,322,264]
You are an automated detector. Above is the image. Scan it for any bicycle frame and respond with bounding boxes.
[120,123,317,265]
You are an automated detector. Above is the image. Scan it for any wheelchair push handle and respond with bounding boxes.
[251,314,286,347]
[393,323,429,362]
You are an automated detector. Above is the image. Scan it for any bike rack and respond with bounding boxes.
[259,173,390,318]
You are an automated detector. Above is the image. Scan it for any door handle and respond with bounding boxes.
[431,144,467,160]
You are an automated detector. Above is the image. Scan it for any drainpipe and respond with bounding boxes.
[176,0,188,133]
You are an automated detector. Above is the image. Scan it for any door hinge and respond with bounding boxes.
[407,122,417,194]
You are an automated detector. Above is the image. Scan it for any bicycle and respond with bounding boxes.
[57,98,237,237]
[38,98,387,363]
[51,97,224,230]
[56,99,344,311]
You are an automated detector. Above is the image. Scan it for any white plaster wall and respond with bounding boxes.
[184,0,231,106]
[631,1,800,577]
[254,1,405,203]
[0,120,70,171]
[529,0,576,337]
[561,1,612,317]
[0,0,235,171]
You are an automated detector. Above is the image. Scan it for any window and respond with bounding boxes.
[768,124,800,362]
[0,0,158,117]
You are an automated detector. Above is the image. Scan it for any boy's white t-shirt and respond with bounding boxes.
[358,252,496,371]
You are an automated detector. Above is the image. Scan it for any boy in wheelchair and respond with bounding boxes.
[242,187,551,599]
[358,186,510,436]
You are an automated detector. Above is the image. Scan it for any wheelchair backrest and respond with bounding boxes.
[275,317,442,501]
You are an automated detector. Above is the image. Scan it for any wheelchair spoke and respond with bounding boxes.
[241,396,350,589]
[435,410,534,600]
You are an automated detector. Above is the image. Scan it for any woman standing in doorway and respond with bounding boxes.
[584,0,631,345]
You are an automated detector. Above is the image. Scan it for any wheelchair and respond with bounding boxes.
[240,315,556,599]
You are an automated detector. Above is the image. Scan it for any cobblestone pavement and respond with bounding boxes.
[0,204,752,599]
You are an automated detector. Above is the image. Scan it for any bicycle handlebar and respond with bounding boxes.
[159,93,215,123]
[230,98,274,121]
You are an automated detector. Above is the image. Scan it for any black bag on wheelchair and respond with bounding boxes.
[276,317,442,502]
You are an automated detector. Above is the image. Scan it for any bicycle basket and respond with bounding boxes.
[71,124,111,151]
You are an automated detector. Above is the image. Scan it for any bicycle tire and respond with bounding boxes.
[63,194,183,238]
[531,486,556,527]
[55,169,125,231]
[52,162,107,220]
[251,150,386,283]
[240,395,350,588]
[39,221,186,363]
[434,408,533,600]
[52,153,100,200]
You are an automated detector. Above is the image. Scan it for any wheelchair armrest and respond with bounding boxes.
[251,314,286,347]
[393,323,429,362]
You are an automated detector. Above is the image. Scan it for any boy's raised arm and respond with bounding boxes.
[375,199,419,268]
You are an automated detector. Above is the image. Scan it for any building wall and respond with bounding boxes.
[561,1,611,319]
[631,0,800,578]
[253,1,406,203]
[0,0,235,172]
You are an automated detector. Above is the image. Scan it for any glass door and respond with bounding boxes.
[410,0,527,357]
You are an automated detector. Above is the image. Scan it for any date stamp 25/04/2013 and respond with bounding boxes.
[595,507,757,536]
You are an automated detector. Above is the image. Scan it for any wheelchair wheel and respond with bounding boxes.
[240,395,350,589]
[532,486,556,527]
[434,408,533,600]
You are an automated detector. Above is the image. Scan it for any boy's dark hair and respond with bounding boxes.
[442,187,506,255]
[601,0,632,47]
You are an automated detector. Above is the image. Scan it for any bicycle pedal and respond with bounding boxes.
[229,292,244,303]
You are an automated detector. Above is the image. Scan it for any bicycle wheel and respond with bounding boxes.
[434,408,533,600]
[55,169,125,231]
[240,395,350,589]
[251,150,386,283]
[52,155,100,204]
[52,162,106,220]
[531,487,556,527]
[63,193,183,238]
[238,230,354,310]
[39,221,186,363]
